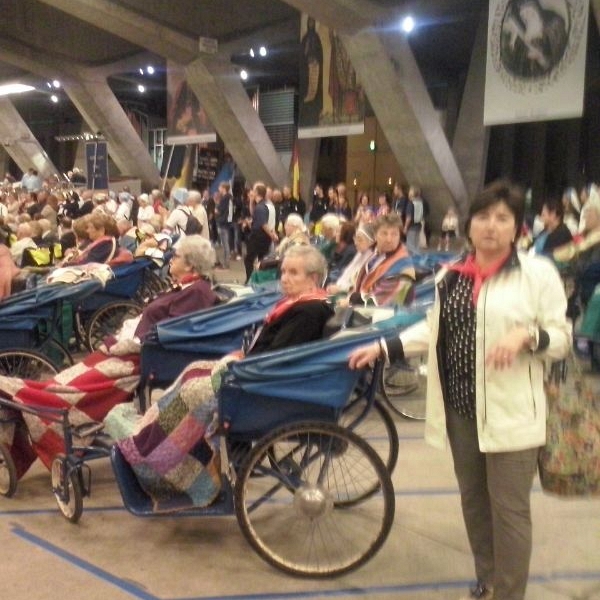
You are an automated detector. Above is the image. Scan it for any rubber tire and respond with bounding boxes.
[340,397,399,475]
[85,301,142,351]
[0,442,17,497]
[235,421,395,577]
[380,355,427,421]
[51,454,83,524]
[0,349,59,379]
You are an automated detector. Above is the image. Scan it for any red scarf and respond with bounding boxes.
[449,252,510,305]
[265,289,329,324]
[359,244,413,294]
[178,273,202,285]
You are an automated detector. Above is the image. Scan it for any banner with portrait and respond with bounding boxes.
[298,14,365,139]
[484,0,589,125]
[166,60,216,145]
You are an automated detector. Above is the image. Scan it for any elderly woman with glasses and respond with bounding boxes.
[0,235,218,481]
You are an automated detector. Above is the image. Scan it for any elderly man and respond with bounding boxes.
[188,189,210,241]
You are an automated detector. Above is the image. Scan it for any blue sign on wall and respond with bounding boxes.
[85,141,109,189]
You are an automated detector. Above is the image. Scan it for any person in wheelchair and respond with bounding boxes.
[553,202,600,320]
[341,213,416,307]
[108,245,334,510]
[0,235,219,480]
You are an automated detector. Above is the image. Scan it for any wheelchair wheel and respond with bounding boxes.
[380,354,427,421]
[235,421,395,577]
[0,350,59,379]
[85,301,142,351]
[0,442,17,497]
[51,454,83,524]
[340,397,398,476]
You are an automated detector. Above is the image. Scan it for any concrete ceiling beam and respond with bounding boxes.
[282,0,469,218]
[0,38,160,188]
[35,0,197,65]
[279,0,388,33]
[38,0,290,186]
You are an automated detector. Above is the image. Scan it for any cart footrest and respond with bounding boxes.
[111,445,233,517]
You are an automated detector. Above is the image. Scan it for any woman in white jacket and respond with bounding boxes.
[350,180,571,600]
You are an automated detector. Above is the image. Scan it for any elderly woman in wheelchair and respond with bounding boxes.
[0,235,219,481]
[107,245,334,508]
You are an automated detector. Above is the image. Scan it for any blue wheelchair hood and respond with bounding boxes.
[154,289,282,352]
[224,316,421,406]
[219,316,424,437]
[0,279,102,318]
[105,259,154,298]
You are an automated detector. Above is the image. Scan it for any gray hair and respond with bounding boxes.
[283,244,327,284]
[187,190,202,203]
[285,213,306,231]
[320,213,340,232]
[176,235,215,274]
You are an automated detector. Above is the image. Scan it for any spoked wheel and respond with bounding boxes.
[235,421,395,577]
[0,350,59,379]
[340,397,399,476]
[136,269,171,304]
[51,454,83,523]
[85,301,142,351]
[0,442,17,497]
[380,354,427,421]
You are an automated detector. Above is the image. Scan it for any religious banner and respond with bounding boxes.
[166,60,216,145]
[298,14,365,138]
[85,140,108,190]
[484,0,588,125]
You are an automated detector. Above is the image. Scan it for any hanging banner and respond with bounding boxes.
[484,0,589,125]
[298,14,365,138]
[85,141,108,190]
[166,60,217,145]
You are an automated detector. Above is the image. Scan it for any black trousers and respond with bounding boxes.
[244,230,271,283]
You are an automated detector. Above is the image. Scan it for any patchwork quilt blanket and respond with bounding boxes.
[0,349,140,478]
[116,360,222,513]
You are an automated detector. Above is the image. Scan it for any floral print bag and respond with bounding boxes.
[539,357,600,496]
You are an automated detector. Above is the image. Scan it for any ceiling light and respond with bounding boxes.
[0,83,35,96]
[146,65,155,75]
[137,84,146,93]
[52,79,61,88]
[46,82,52,88]
[240,69,248,81]
[139,68,144,75]
[50,94,59,103]
[259,46,267,57]
[249,48,255,58]
[401,15,415,33]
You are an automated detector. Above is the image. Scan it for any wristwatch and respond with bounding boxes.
[527,324,539,352]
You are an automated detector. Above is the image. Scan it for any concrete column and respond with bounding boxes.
[282,0,469,220]
[186,57,289,186]
[63,68,161,190]
[452,6,490,202]
[0,99,59,179]
[341,28,469,220]
[0,37,160,189]
[37,0,289,187]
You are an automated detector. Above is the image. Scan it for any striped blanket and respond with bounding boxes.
[0,350,140,478]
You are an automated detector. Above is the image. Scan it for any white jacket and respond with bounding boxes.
[397,251,571,452]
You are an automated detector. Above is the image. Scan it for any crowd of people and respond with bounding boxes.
[1,165,594,600]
